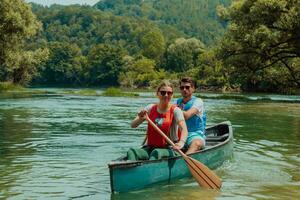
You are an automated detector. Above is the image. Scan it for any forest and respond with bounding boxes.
[0,0,299,94]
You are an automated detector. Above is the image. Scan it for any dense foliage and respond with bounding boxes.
[0,0,299,94]
[95,0,231,46]
[217,0,300,93]
[0,0,48,85]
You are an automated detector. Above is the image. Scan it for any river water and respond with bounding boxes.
[0,91,299,199]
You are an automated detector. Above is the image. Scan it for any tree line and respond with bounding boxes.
[0,0,299,94]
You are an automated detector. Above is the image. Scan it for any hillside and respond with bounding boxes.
[95,0,231,46]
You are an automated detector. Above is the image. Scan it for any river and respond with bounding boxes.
[0,90,299,199]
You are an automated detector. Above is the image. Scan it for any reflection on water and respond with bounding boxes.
[0,108,35,199]
[111,182,221,200]
[0,93,299,199]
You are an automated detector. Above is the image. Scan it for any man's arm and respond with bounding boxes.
[182,98,203,119]
[182,107,199,119]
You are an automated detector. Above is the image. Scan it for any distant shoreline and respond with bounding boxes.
[1,85,299,103]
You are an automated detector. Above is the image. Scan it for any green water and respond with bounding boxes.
[0,91,299,199]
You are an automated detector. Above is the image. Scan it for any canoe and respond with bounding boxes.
[108,121,233,193]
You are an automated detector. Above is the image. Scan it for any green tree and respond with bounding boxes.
[196,49,231,91]
[87,44,127,86]
[166,38,205,72]
[37,42,85,84]
[140,29,165,63]
[0,0,48,84]
[118,56,159,88]
[217,0,300,93]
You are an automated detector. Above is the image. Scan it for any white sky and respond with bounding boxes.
[26,0,100,6]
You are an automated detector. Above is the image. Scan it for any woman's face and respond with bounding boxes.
[157,86,173,103]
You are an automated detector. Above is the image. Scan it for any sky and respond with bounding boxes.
[26,0,100,6]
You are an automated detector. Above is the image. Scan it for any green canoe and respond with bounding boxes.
[108,121,233,193]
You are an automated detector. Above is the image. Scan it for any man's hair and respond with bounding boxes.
[179,77,197,88]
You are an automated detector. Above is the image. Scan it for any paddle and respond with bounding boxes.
[145,114,222,189]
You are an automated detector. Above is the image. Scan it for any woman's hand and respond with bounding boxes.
[131,109,147,128]
[173,140,185,150]
[137,109,147,120]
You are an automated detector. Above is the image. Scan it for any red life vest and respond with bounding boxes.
[147,104,176,148]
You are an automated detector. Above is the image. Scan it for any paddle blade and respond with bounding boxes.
[185,157,222,189]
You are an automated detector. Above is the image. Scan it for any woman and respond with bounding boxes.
[127,80,188,161]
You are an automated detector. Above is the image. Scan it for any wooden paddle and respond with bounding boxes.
[145,114,222,189]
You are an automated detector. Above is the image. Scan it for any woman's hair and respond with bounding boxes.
[156,80,173,92]
[179,77,197,88]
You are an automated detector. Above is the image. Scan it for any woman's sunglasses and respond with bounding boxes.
[159,91,173,96]
[180,85,191,90]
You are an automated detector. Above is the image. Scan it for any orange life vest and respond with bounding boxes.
[147,104,176,148]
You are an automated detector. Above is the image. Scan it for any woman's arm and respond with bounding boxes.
[131,109,147,128]
[174,119,188,150]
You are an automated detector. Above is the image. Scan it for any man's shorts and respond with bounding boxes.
[186,131,206,147]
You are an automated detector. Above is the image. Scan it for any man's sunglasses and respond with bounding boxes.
[159,91,173,96]
[180,86,191,90]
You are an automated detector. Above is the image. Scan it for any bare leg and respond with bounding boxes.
[186,139,204,155]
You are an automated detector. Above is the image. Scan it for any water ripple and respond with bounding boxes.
[0,94,299,199]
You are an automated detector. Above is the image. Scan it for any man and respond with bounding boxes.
[176,77,206,154]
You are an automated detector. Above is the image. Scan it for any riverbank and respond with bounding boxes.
[1,84,299,103]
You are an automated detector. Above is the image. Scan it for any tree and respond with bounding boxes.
[140,29,165,63]
[166,38,205,72]
[217,0,300,93]
[37,42,85,84]
[118,56,158,88]
[87,44,127,86]
[196,49,231,90]
[0,0,48,84]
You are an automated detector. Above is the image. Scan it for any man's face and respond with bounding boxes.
[180,82,195,98]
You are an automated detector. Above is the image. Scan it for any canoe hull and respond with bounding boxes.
[109,121,233,193]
